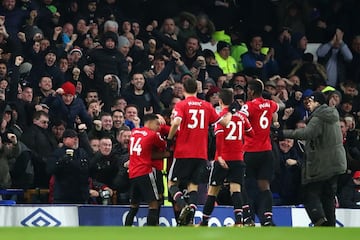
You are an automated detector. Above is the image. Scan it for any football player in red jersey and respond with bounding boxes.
[199,89,254,227]
[241,79,279,226]
[167,78,231,226]
[125,113,168,226]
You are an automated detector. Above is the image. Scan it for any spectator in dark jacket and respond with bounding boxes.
[47,129,92,204]
[339,171,360,209]
[27,46,65,90]
[82,31,128,112]
[44,81,92,129]
[21,111,57,188]
[271,138,302,206]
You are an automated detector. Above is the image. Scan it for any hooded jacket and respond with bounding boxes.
[283,104,346,184]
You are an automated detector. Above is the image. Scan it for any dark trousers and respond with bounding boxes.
[303,175,339,226]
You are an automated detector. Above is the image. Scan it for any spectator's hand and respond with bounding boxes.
[132,116,141,128]
[89,189,99,197]
[144,106,153,114]
[171,50,181,60]
[148,38,156,47]
[53,12,61,18]
[83,65,95,79]
[78,123,87,132]
[7,133,17,145]
[54,26,62,35]
[255,61,263,68]
[286,159,297,166]
[145,69,155,78]
[123,160,129,168]
[34,104,43,111]
[273,121,280,129]
[148,54,154,62]
[93,120,102,131]
[55,88,64,95]
[72,67,80,79]
[282,107,294,120]
[266,48,275,60]
[134,39,144,49]
[71,33,78,42]
[103,74,112,83]
[0,26,8,38]
[17,32,26,43]
[157,79,170,93]
[335,28,344,44]
[15,56,24,66]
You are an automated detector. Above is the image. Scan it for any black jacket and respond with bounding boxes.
[47,146,91,204]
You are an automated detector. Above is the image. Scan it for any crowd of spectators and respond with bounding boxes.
[0,0,360,208]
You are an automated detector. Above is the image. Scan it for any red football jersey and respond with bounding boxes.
[152,124,170,171]
[241,97,278,152]
[128,127,166,178]
[214,108,253,161]
[172,96,220,159]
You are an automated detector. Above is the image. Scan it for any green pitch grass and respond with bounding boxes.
[1,227,360,240]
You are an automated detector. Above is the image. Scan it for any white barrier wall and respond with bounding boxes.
[292,208,360,227]
[1,205,359,227]
[0,206,79,227]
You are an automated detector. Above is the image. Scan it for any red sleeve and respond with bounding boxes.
[242,113,254,136]
[153,132,166,149]
[209,104,221,124]
[159,124,170,136]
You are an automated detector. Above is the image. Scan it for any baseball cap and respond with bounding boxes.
[62,129,78,139]
[265,80,276,89]
[308,92,326,105]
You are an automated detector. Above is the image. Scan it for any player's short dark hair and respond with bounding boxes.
[143,113,158,123]
[247,79,264,96]
[183,78,197,94]
[219,89,233,105]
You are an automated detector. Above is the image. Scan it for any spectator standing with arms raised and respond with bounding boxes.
[317,28,353,88]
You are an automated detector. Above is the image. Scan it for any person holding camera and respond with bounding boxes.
[90,136,121,205]
[47,129,92,204]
